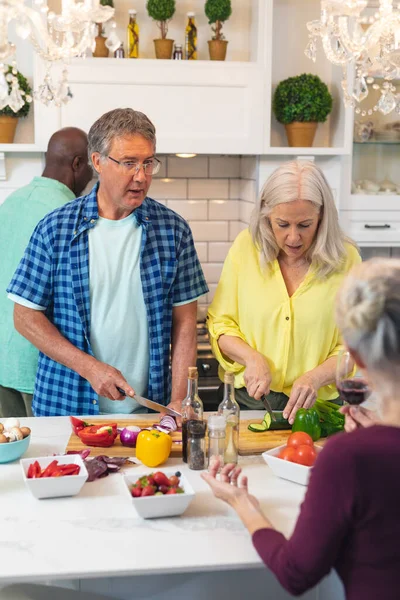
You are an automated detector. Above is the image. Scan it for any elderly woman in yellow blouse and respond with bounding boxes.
[207,160,360,424]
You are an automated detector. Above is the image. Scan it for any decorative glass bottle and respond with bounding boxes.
[181,367,203,463]
[185,12,197,60]
[218,372,240,464]
[127,9,139,58]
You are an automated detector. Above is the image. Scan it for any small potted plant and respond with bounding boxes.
[273,73,333,147]
[205,0,232,61]
[147,0,176,59]
[92,0,114,58]
[0,66,32,144]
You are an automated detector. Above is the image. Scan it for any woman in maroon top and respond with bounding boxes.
[202,258,400,600]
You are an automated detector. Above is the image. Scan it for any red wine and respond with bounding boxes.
[337,379,370,405]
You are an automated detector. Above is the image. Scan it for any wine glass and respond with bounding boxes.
[336,349,371,405]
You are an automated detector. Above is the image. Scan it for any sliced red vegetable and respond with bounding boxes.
[41,459,59,478]
[70,416,92,435]
[152,415,177,434]
[84,455,127,482]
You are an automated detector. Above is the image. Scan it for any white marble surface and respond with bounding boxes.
[0,413,344,600]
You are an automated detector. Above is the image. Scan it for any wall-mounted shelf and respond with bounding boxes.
[354,140,400,146]
[0,144,43,153]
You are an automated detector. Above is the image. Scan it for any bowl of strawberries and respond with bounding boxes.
[124,469,195,519]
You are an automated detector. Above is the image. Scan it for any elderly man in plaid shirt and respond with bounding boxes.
[7,108,208,417]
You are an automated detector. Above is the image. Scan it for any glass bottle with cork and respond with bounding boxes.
[181,366,203,463]
[207,414,226,471]
[185,12,197,60]
[218,372,240,464]
[127,9,139,58]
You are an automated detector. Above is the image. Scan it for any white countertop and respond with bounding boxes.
[0,413,307,585]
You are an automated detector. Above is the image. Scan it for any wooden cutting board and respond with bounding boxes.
[65,417,183,458]
[65,416,294,458]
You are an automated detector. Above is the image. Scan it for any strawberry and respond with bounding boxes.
[166,487,177,495]
[130,485,142,498]
[153,471,171,488]
[141,485,156,497]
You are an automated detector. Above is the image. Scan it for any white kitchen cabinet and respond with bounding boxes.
[33,58,266,155]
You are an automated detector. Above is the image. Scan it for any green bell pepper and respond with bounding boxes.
[291,407,321,441]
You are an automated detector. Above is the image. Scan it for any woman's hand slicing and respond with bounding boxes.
[244,351,272,400]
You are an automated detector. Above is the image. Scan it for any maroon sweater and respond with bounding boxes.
[253,426,400,599]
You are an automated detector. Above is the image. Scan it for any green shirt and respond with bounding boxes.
[0,177,75,393]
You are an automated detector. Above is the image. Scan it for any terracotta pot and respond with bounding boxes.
[93,24,109,58]
[154,39,174,59]
[0,115,18,143]
[284,122,318,147]
[208,40,228,61]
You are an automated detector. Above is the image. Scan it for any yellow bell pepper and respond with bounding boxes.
[136,430,172,468]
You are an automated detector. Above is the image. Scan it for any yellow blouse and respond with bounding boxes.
[207,229,361,400]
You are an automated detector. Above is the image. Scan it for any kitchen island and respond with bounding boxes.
[0,414,344,600]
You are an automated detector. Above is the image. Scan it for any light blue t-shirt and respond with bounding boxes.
[88,214,149,414]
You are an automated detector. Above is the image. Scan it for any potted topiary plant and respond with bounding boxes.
[93,0,114,58]
[205,0,232,61]
[147,0,176,59]
[0,66,32,144]
[273,73,333,147]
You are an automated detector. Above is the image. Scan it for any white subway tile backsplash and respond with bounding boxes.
[167,199,208,220]
[240,178,258,204]
[208,242,232,262]
[201,262,224,283]
[155,199,167,206]
[229,179,240,199]
[188,178,229,199]
[195,242,208,262]
[240,201,254,224]
[229,221,248,241]
[209,199,239,221]
[209,156,240,178]
[240,156,258,180]
[149,178,187,200]
[167,156,208,178]
[197,305,208,321]
[190,221,229,242]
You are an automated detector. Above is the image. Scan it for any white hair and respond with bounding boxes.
[249,160,357,278]
[336,258,400,388]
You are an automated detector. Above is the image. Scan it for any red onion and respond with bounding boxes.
[152,415,177,434]
[119,426,141,447]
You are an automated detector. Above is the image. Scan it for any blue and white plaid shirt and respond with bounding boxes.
[8,183,208,416]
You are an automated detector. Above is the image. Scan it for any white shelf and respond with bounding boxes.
[0,144,43,153]
[265,147,350,156]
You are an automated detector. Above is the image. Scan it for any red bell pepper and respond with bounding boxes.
[70,416,93,435]
[78,424,118,447]
[27,460,41,479]
[41,459,59,478]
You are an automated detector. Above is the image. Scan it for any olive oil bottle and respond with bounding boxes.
[185,12,197,60]
[127,9,139,58]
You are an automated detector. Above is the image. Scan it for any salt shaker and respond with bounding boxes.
[187,420,206,470]
[207,414,226,471]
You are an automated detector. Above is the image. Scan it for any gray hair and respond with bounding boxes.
[88,108,156,164]
[249,160,356,278]
[336,258,400,381]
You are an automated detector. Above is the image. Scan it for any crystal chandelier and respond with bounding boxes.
[305,1,400,116]
[0,0,121,106]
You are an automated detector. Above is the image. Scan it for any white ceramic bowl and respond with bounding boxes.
[124,469,195,519]
[20,455,88,499]
[262,444,323,486]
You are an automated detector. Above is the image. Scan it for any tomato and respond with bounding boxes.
[293,444,317,467]
[278,447,296,462]
[287,431,314,449]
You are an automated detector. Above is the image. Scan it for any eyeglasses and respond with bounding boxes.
[107,155,161,175]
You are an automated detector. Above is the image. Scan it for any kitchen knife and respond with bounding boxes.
[262,394,276,422]
[116,387,181,418]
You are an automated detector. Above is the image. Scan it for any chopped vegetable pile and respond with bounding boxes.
[27,459,80,478]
